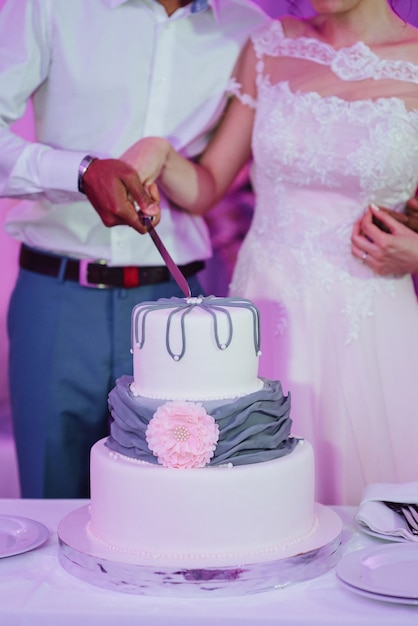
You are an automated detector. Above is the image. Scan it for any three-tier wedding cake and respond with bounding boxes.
[58,296,342,595]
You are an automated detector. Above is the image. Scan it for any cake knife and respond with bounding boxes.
[138,211,192,298]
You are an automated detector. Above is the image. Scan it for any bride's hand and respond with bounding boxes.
[351,204,418,276]
[120,137,171,188]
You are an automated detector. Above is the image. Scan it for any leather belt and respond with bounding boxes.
[19,245,205,289]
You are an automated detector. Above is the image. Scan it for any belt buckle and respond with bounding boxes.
[79,259,110,289]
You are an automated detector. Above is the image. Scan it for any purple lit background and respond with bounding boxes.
[0,0,417,497]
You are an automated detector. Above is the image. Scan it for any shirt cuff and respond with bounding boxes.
[39,148,100,193]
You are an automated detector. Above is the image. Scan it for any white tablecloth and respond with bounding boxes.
[0,499,417,625]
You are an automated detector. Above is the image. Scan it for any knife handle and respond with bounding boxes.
[132,201,156,229]
[140,214,154,228]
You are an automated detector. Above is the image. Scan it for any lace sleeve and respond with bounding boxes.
[227,77,257,109]
[226,22,278,110]
[226,21,284,109]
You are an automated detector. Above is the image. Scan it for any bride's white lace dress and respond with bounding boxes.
[229,21,418,505]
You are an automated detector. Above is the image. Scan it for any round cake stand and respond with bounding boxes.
[57,504,343,596]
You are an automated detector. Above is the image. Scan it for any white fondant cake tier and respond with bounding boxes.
[89,437,316,567]
[131,296,263,400]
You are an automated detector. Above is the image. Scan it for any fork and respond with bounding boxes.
[383,501,418,535]
[406,504,418,528]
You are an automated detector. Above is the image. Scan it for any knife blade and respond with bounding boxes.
[139,212,192,298]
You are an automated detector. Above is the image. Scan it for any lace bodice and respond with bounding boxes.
[230,21,418,342]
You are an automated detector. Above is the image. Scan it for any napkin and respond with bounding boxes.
[355,482,418,542]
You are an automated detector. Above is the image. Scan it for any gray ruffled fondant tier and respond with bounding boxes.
[106,376,298,466]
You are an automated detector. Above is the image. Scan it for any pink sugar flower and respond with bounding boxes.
[146,401,219,469]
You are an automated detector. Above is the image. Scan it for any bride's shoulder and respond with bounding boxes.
[252,15,306,46]
[381,23,418,67]
[402,25,418,64]
[279,15,308,38]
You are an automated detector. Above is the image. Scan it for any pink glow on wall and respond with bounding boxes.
[0,0,417,496]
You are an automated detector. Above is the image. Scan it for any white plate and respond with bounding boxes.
[338,579,418,606]
[336,544,418,600]
[0,515,49,558]
[354,520,409,543]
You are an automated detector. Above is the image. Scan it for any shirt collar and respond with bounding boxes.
[101,0,219,20]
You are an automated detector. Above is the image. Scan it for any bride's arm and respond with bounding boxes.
[121,39,257,216]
